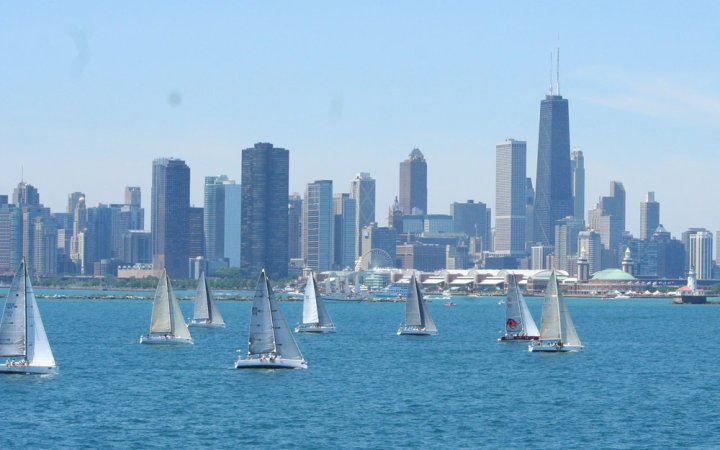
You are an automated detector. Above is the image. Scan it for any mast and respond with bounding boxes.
[266,275,278,353]
[24,261,29,359]
[554,273,562,341]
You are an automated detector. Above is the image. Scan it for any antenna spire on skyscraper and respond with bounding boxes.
[556,47,560,96]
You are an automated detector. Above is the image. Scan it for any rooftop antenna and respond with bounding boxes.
[21,165,24,183]
[556,46,561,96]
[549,51,553,95]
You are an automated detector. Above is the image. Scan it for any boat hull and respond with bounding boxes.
[234,357,307,370]
[187,320,225,328]
[0,361,58,375]
[498,334,539,342]
[529,340,583,352]
[139,334,194,345]
[295,324,336,333]
[397,326,438,336]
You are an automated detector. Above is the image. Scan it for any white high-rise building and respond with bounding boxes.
[303,180,334,272]
[689,231,713,280]
[571,149,585,221]
[495,139,526,256]
[351,173,376,259]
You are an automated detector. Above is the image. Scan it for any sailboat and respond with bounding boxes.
[0,260,57,375]
[235,270,307,369]
[397,274,438,336]
[140,269,193,345]
[529,270,583,352]
[188,272,225,327]
[295,272,336,333]
[498,274,539,341]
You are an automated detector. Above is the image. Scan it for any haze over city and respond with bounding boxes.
[2,1,719,236]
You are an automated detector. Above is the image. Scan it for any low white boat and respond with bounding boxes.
[188,272,225,328]
[529,270,583,353]
[0,260,58,375]
[498,274,539,342]
[140,269,194,345]
[235,270,307,369]
[296,272,335,333]
[397,274,438,336]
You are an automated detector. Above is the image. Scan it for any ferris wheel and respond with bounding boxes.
[355,248,394,271]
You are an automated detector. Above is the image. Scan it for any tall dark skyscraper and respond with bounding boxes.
[151,158,190,278]
[534,84,572,246]
[399,148,427,215]
[241,142,289,278]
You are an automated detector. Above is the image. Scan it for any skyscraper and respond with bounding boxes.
[689,231,713,280]
[204,175,235,261]
[288,193,302,260]
[450,200,490,253]
[333,193,356,269]
[534,90,572,246]
[125,186,141,207]
[588,181,626,268]
[578,230,602,276]
[495,139,527,256]
[241,142,289,278]
[13,182,40,206]
[351,173,375,260]
[570,149,585,221]
[640,192,660,241]
[151,157,190,278]
[399,148,427,215]
[302,180,334,272]
[224,183,242,268]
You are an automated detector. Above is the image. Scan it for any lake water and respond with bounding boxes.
[1,294,719,448]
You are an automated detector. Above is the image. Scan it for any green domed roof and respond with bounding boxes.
[591,268,636,281]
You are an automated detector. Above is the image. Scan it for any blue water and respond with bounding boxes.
[2,295,719,448]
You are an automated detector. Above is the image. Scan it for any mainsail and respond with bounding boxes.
[0,261,27,357]
[0,260,55,366]
[505,274,539,337]
[150,270,172,333]
[168,281,192,340]
[193,272,224,325]
[538,270,577,346]
[247,270,304,360]
[404,275,437,332]
[301,272,334,328]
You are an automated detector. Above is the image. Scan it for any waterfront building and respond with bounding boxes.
[424,214,453,233]
[578,230,602,276]
[288,193,302,260]
[351,173,376,259]
[303,180,334,272]
[571,148,585,220]
[333,193,356,269]
[534,87,572,247]
[151,157,190,278]
[223,183,242,268]
[554,216,584,273]
[450,200,490,254]
[204,175,236,262]
[241,143,289,278]
[640,192,660,241]
[531,245,553,270]
[396,242,445,271]
[189,206,204,261]
[689,230,713,280]
[123,230,152,265]
[653,225,685,279]
[33,217,57,276]
[682,228,707,273]
[495,139,527,256]
[588,181,626,268]
[399,148,427,215]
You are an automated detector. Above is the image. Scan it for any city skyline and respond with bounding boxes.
[2,2,719,237]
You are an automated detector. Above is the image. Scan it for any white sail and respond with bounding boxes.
[404,276,423,326]
[25,276,55,367]
[149,270,172,334]
[168,279,192,340]
[519,294,540,337]
[0,262,27,357]
[560,293,581,347]
[538,271,562,341]
[192,272,211,321]
[192,272,224,325]
[302,273,320,325]
[504,275,524,335]
[247,271,276,355]
[416,280,437,332]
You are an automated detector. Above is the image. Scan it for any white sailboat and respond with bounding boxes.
[529,270,583,352]
[140,269,193,345]
[235,270,307,369]
[188,272,225,328]
[0,260,57,375]
[498,274,539,341]
[397,274,438,336]
[295,272,336,333]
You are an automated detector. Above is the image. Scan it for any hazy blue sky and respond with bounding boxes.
[2,1,719,238]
